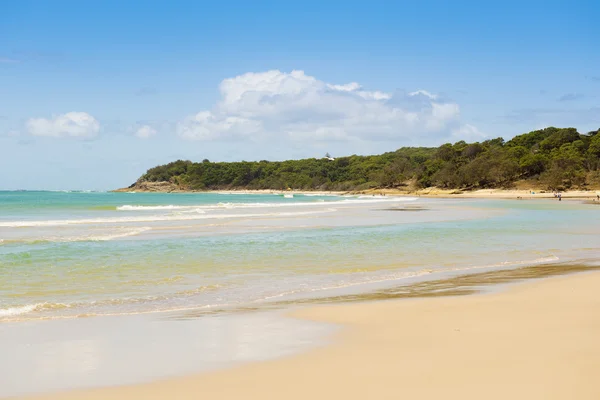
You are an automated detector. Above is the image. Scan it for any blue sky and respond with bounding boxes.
[1,0,598,190]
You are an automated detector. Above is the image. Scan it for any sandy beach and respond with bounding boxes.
[224,187,600,199]
[17,271,600,400]
[5,2,599,400]
[360,187,600,200]
[117,182,600,201]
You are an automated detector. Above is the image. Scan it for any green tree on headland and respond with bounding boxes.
[133,127,600,192]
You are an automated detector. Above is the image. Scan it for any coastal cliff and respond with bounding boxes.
[113,181,185,193]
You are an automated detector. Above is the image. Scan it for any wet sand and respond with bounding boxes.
[18,269,600,400]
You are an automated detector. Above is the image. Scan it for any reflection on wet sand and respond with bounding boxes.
[310,262,600,302]
[376,206,429,212]
[172,263,599,320]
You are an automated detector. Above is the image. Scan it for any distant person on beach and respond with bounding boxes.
[558,193,562,201]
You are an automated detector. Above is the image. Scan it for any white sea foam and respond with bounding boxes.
[0,227,153,244]
[447,255,560,273]
[117,205,187,211]
[116,196,417,212]
[0,302,73,319]
[258,269,436,302]
[0,255,566,322]
[0,304,41,317]
[0,209,337,228]
[172,208,206,215]
[58,227,152,242]
[257,255,561,302]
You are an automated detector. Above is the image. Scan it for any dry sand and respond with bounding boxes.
[212,187,600,201]
[361,187,600,200]
[19,271,600,400]
[114,180,600,201]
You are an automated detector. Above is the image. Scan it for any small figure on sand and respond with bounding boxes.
[558,193,562,202]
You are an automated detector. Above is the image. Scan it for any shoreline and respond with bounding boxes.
[113,183,600,201]
[17,269,600,400]
[371,187,600,199]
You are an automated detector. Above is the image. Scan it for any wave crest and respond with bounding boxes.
[0,302,69,317]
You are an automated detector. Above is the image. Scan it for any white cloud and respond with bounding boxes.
[135,125,157,139]
[26,112,100,138]
[409,90,438,100]
[326,81,391,100]
[177,70,476,145]
[177,112,262,140]
[326,82,361,92]
[451,124,486,140]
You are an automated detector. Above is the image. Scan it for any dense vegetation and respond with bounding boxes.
[136,127,600,191]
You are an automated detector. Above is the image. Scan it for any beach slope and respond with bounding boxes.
[20,272,600,400]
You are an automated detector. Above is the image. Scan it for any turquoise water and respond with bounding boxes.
[1,191,599,321]
[0,191,342,221]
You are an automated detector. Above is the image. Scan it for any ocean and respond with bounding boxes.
[2,190,600,321]
[1,190,599,396]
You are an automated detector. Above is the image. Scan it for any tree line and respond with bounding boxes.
[136,127,600,191]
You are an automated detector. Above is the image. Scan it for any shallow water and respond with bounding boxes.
[0,310,334,397]
[1,192,600,322]
[2,191,600,396]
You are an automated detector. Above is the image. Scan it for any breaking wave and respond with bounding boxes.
[115,196,417,212]
[0,209,337,228]
[0,255,563,322]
